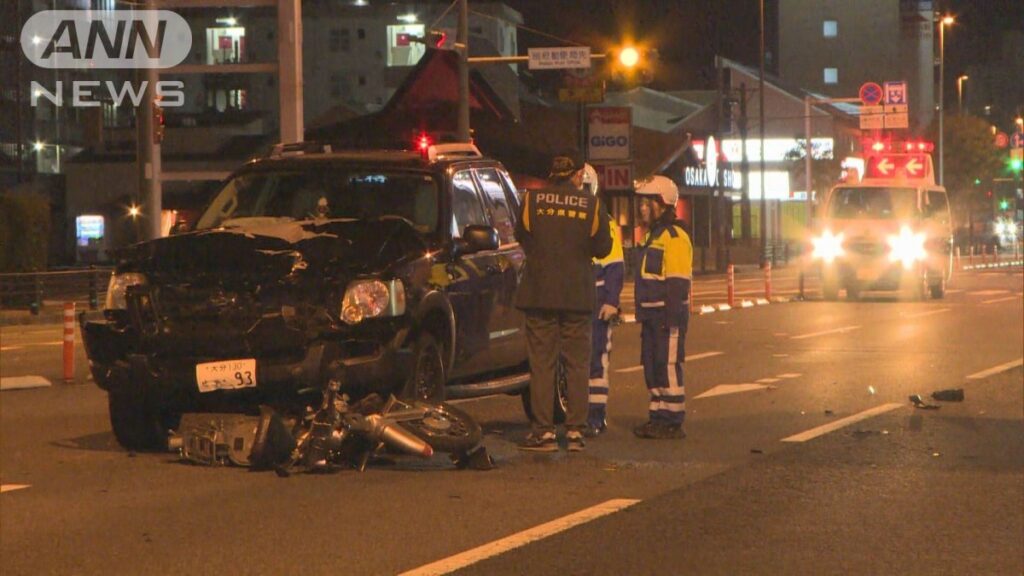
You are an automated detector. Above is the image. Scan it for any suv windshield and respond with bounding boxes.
[827,187,917,220]
[196,169,439,233]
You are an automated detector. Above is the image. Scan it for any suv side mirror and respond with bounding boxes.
[455,225,499,256]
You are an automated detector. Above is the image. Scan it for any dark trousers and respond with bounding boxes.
[588,315,612,427]
[524,309,592,432]
[640,309,689,425]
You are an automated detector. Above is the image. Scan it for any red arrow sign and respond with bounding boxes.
[876,157,895,175]
[904,156,924,176]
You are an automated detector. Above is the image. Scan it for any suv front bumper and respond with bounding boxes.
[80,312,413,411]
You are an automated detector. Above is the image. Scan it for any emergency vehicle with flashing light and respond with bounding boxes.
[811,139,953,301]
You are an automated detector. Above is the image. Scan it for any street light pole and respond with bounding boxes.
[758,0,767,265]
[938,15,954,187]
[957,74,968,115]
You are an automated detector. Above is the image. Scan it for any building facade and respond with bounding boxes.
[777,0,936,132]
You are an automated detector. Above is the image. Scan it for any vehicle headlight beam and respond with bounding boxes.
[341,279,406,324]
[887,225,927,270]
[812,230,845,264]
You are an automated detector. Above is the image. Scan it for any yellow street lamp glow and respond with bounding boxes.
[129,205,141,218]
[33,141,45,151]
[618,46,640,68]
[941,15,955,26]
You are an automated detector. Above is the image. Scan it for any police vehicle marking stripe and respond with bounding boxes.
[790,325,861,340]
[615,351,723,373]
[399,498,641,576]
[781,403,903,443]
[966,358,1024,380]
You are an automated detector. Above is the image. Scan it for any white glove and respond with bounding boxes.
[598,304,618,321]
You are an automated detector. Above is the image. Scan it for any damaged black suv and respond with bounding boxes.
[81,142,533,451]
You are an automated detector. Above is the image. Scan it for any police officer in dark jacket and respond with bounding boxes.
[515,151,612,452]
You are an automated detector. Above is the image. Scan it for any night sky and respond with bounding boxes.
[503,0,1022,93]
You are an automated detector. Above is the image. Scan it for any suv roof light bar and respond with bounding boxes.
[427,142,482,162]
[269,141,333,158]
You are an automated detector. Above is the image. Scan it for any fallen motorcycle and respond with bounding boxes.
[170,374,486,474]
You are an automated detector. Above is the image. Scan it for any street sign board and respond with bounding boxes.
[1011,131,1024,149]
[859,82,884,105]
[528,47,591,70]
[884,104,909,114]
[865,154,931,181]
[587,106,632,161]
[558,86,604,103]
[860,114,885,130]
[593,164,633,192]
[884,81,908,105]
[884,113,909,129]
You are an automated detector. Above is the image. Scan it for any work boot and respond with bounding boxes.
[583,421,606,438]
[566,430,586,452]
[633,421,686,440]
[518,431,557,452]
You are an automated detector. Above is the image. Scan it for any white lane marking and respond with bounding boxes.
[756,378,781,384]
[399,499,641,576]
[1,484,31,493]
[0,346,25,352]
[981,295,1022,305]
[0,376,53,391]
[776,373,802,379]
[694,383,769,399]
[791,325,862,340]
[966,358,1024,380]
[0,341,63,350]
[945,289,964,294]
[968,289,1009,297]
[903,308,951,319]
[615,351,723,373]
[782,403,903,443]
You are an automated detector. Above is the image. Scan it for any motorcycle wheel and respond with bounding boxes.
[401,402,481,454]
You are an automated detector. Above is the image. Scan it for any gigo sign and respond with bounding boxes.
[587,106,632,161]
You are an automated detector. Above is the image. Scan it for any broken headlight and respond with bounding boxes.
[341,279,406,324]
[104,272,147,310]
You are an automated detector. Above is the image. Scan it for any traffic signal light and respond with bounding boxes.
[998,198,1010,211]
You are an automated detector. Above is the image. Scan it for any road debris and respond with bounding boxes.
[931,388,964,402]
[909,394,940,410]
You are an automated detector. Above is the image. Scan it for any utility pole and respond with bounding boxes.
[140,0,161,241]
[456,0,470,142]
[758,0,767,265]
[739,83,750,243]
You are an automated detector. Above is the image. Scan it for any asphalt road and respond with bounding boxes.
[1,265,1021,575]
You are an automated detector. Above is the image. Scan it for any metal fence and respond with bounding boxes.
[0,267,112,314]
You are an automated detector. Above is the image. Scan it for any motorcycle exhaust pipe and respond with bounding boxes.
[364,414,434,458]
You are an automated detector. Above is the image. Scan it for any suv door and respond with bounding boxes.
[444,168,506,379]
[472,166,527,368]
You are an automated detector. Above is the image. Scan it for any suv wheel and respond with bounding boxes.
[403,332,446,402]
[520,355,568,424]
[108,390,172,452]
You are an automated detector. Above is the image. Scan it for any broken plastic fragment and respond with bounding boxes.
[868,385,876,395]
[909,394,940,410]
[930,388,964,402]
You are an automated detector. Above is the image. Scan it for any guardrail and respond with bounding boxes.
[0,267,112,314]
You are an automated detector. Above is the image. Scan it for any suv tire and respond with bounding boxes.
[403,332,446,402]
[108,390,171,452]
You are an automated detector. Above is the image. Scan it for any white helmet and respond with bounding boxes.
[581,163,600,196]
[634,175,679,206]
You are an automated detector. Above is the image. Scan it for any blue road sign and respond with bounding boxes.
[884,81,908,105]
[1011,131,1024,149]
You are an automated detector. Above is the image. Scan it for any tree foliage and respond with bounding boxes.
[928,114,1003,196]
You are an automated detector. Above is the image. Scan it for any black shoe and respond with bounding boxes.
[633,421,686,440]
[518,431,557,452]
[566,430,586,452]
[583,422,606,438]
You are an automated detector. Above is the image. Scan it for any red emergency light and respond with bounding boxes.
[416,133,432,153]
[865,139,934,154]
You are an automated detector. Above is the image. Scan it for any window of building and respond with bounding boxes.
[206,26,246,65]
[329,28,350,52]
[823,20,838,38]
[824,67,838,85]
[386,24,426,67]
